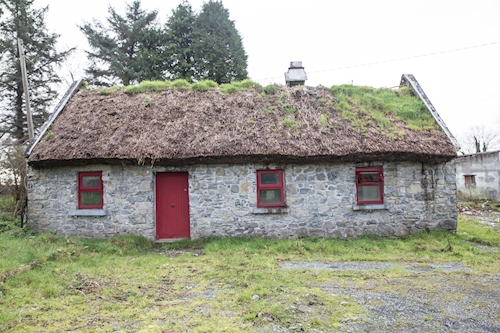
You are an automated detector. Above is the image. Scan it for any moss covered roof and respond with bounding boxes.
[27,81,457,167]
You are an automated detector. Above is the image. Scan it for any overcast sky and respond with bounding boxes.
[37,0,500,141]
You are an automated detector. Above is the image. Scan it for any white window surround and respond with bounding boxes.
[352,204,389,211]
[69,209,107,217]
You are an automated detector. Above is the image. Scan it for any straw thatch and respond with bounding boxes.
[27,85,457,167]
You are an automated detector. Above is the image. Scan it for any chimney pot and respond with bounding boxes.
[285,61,307,86]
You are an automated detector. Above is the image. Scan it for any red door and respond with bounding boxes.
[156,172,190,240]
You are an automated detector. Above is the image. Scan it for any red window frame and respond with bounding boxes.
[257,170,285,207]
[78,172,103,209]
[356,166,384,204]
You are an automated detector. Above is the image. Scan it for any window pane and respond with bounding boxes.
[360,172,380,182]
[81,191,102,207]
[259,189,282,204]
[358,186,381,201]
[82,176,100,188]
[261,173,279,184]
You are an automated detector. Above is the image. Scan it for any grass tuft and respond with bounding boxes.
[191,80,218,92]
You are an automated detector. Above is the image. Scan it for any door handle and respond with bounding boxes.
[171,204,175,207]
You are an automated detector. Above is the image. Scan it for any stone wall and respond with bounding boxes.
[27,161,457,239]
[27,165,155,238]
[455,151,500,200]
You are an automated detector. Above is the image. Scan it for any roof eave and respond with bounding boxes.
[24,79,83,157]
[27,152,457,168]
[400,74,461,151]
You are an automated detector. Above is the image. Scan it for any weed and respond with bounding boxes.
[282,117,299,132]
[282,104,297,114]
[248,120,255,125]
[191,80,218,92]
[270,123,277,132]
[318,113,330,133]
[99,85,121,95]
[124,81,170,94]
[263,83,281,95]
[232,79,261,90]
[171,79,191,89]
[220,83,239,94]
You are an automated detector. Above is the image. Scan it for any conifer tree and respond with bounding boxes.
[79,1,160,86]
[0,0,73,142]
[192,0,248,84]
[164,1,196,81]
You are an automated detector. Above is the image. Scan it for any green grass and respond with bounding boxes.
[191,80,219,92]
[331,84,438,133]
[0,216,498,332]
[124,80,171,94]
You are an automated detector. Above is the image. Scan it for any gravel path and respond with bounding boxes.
[264,261,500,333]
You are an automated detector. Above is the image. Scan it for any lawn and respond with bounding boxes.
[0,216,499,332]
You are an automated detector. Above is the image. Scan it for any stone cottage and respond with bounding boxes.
[25,73,459,240]
[455,150,500,200]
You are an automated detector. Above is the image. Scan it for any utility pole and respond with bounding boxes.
[17,38,34,141]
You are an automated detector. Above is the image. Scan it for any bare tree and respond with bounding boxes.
[459,125,500,154]
[0,140,27,216]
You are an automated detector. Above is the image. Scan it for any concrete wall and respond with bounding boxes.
[27,161,457,239]
[455,151,500,200]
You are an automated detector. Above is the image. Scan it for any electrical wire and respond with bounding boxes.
[254,41,500,83]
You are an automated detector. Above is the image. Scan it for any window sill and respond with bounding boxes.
[251,207,290,214]
[352,204,389,211]
[69,209,107,217]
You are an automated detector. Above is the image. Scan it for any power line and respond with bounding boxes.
[254,41,500,82]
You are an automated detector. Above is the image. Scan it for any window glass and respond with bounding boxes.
[358,185,381,201]
[360,172,380,182]
[80,191,102,206]
[261,173,279,184]
[82,176,101,188]
[259,189,282,205]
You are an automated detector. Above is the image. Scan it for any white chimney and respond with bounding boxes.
[285,61,307,86]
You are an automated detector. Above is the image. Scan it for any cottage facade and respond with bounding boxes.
[25,75,459,240]
[455,150,500,200]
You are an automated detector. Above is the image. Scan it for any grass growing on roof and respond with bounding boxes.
[98,85,121,95]
[331,84,438,132]
[219,79,262,94]
[170,79,191,89]
[263,83,281,95]
[191,80,218,91]
[124,80,171,94]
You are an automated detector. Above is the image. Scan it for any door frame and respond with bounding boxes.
[154,171,191,240]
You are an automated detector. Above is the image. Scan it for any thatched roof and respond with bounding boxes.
[27,81,457,167]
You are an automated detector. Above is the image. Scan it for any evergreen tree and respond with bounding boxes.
[164,1,196,82]
[192,0,248,84]
[79,1,160,86]
[134,26,168,82]
[0,0,73,142]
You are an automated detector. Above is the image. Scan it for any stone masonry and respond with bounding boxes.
[27,161,457,239]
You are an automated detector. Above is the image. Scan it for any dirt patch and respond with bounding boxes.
[459,201,500,231]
